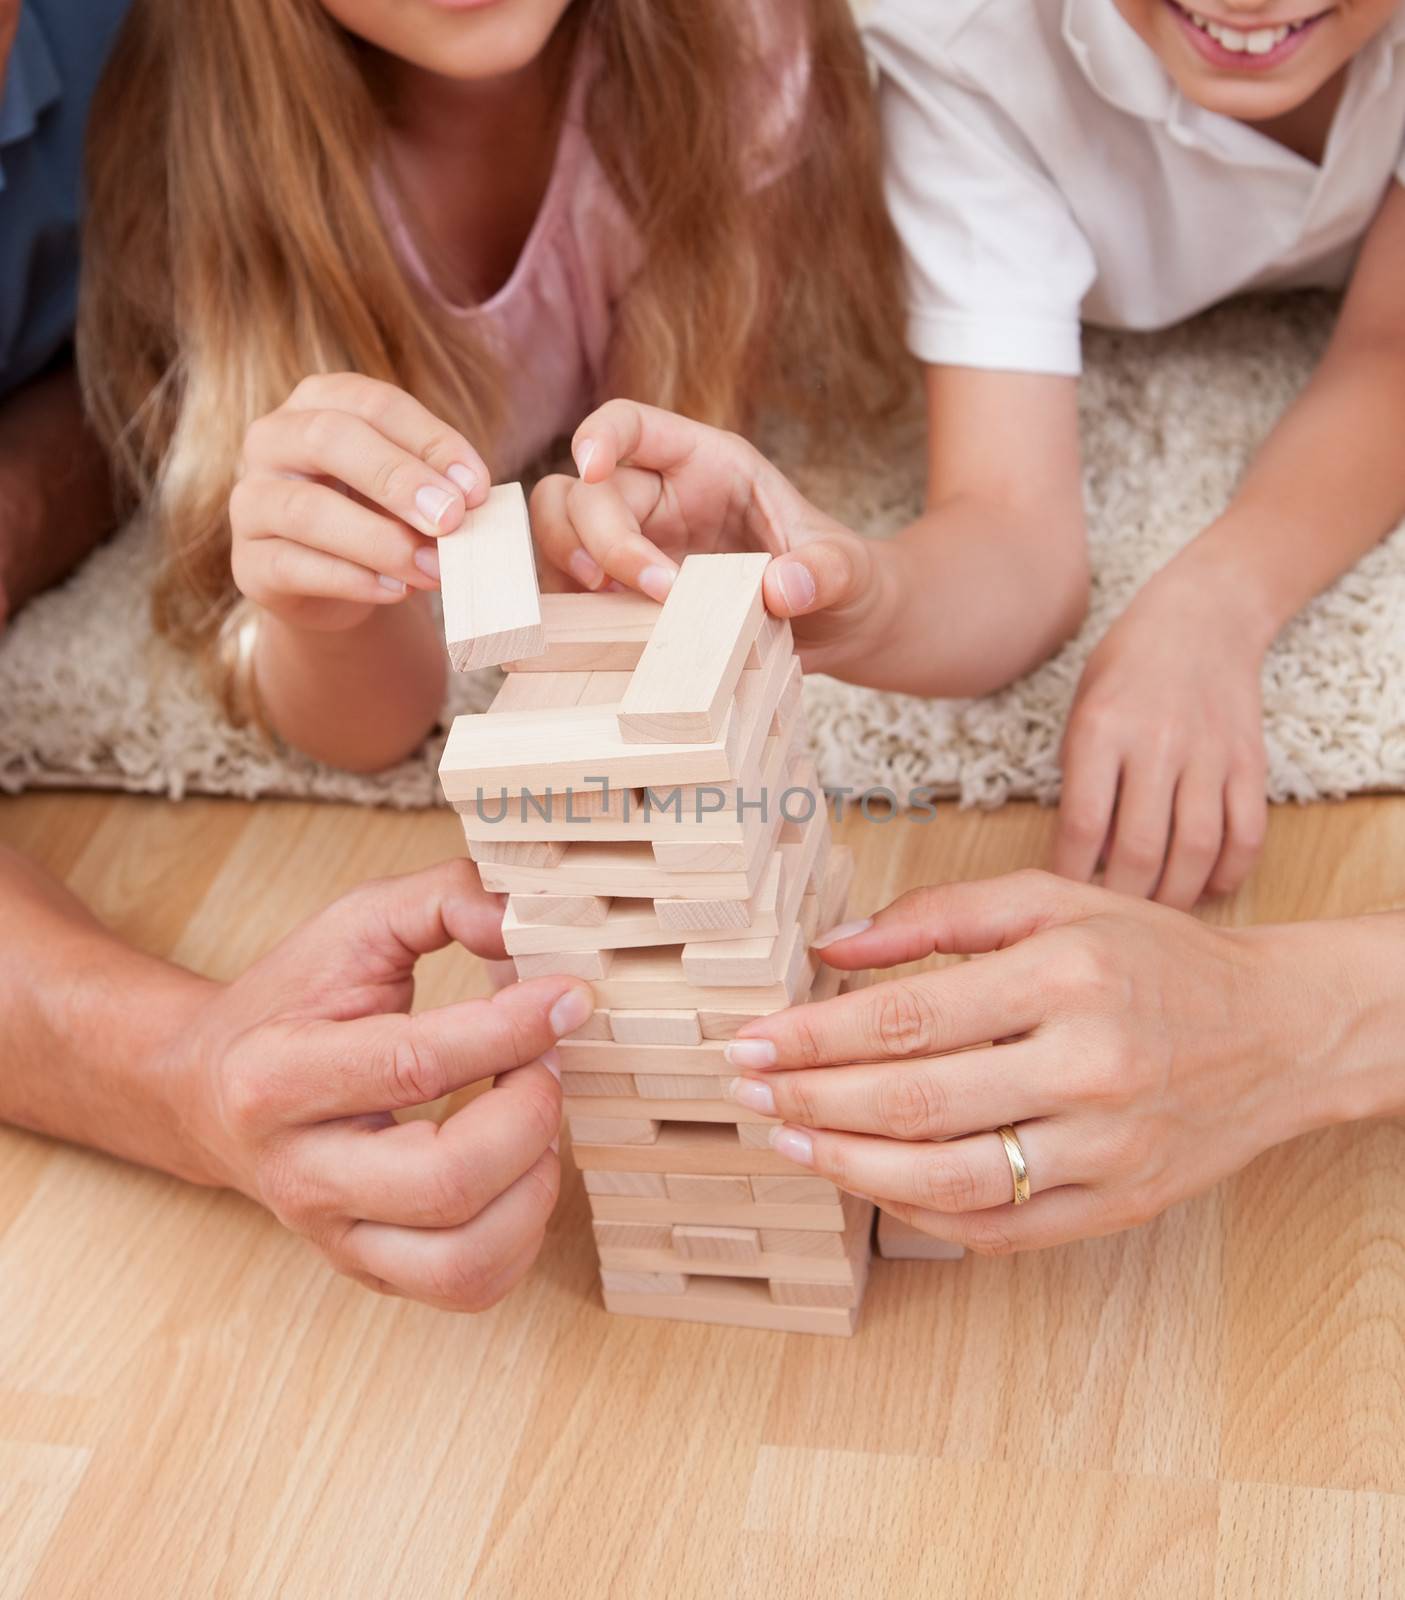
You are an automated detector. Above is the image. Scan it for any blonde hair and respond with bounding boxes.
[79,0,908,656]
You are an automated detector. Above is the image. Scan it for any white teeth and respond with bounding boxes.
[1191,13,1293,53]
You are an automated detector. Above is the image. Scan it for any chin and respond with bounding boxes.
[1171,69,1326,120]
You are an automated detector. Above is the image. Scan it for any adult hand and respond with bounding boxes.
[529,401,896,679]
[1053,569,1269,908]
[230,374,489,633]
[169,859,594,1311]
[723,871,1329,1254]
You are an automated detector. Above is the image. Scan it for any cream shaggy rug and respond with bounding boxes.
[2,294,1402,808]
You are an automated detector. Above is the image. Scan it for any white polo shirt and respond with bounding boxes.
[864,0,1405,375]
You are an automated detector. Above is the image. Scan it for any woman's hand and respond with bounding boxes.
[230,374,490,633]
[1054,569,1270,908]
[171,859,595,1311]
[722,871,1338,1255]
[529,400,897,679]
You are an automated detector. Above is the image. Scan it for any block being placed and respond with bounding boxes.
[439,482,545,670]
[616,553,770,744]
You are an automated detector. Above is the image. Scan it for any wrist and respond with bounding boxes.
[1168,509,1303,652]
[1238,914,1405,1142]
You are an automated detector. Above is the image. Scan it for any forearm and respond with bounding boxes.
[834,499,1088,697]
[0,362,116,624]
[253,598,448,771]
[1169,339,1405,646]
[0,847,216,1184]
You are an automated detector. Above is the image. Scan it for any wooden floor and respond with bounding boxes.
[1,787,1403,1599]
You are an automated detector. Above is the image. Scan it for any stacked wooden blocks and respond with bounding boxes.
[437,483,873,1334]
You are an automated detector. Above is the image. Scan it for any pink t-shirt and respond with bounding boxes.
[380,18,807,476]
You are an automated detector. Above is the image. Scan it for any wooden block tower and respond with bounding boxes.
[437,483,874,1335]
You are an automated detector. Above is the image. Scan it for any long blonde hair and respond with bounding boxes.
[79,0,908,655]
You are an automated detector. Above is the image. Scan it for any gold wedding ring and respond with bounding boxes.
[995,1125,1031,1206]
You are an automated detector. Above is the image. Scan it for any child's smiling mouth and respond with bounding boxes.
[1163,0,1334,66]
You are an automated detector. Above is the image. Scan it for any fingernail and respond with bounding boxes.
[728,1077,775,1114]
[415,484,456,529]
[541,1047,562,1083]
[413,546,441,581]
[724,1039,777,1070]
[377,574,407,593]
[638,565,676,603]
[770,1127,814,1166]
[568,549,605,590]
[773,559,816,614]
[447,463,478,497]
[548,987,594,1037]
[812,918,872,950]
[574,439,596,478]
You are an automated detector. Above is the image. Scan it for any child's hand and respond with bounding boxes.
[1053,573,1269,908]
[173,859,595,1312]
[230,374,490,632]
[530,401,894,678]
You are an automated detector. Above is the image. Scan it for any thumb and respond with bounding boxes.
[812,869,1099,969]
[764,538,866,622]
[268,859,508,1005]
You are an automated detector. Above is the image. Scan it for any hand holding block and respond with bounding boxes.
[439,482,545,670]
[617,553,770,743]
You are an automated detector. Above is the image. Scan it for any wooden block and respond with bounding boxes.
[568,1009,613,1041]
[590,925,806,1011]
[599,1269,688,1296]
[597,1207,868,1284]
[635,1074,725,1100]
[876,1212,967,1260]
[582,1170,668,1198]
[736,1122,778,1149]
[568,1116,660,1146]
[488,669,589,713]
[560,1071,638,1097]
[664,1173,753,1206]
[768,1279,859,1309]
[439,482,544,670]
[700,1009,774,1040]
[557,1038,728,1074]
[609,1010,701,1047]
[505,591,659,673]
[760,1224,846,1259]
[510,893,610,928]
[570,1119,807,1177]
[617,553,769,744]
[500,854,782,958]
[750,1174,841,1205]
[464,831,567,870]
[589,1193,847,1232]
[474,833,772,901]
[512,947,612,981]
[602,1273,857,1336]
[654,892,752,934]
[565,1094,766,1125]
[592,1219,673,1251]
[672,1224,762,1265]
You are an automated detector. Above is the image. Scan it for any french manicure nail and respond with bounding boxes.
[415,484,456,529]
[574,439,596,478]
[414,546,441,581]
[377,574,407,593]
[541,1047,562,1083]
[727,1077,776,1115]
[548,987,594,1037]
[774,559,816,614]
[812,918,872,950]
[568,549,605,590]
[724,1039,777,1070]
[447,463,478,496]
[638,565,676,603]
[770,1127,814,1166]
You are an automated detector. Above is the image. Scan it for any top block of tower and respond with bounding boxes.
[439,482,546,670]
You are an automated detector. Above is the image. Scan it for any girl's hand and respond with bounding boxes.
[722,871,1325,1255]
[174,859,596,1311]
[529,401,895,678]
[230,374,490,632]
[1054,572,1270,908]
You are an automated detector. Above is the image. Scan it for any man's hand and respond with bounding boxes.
[168,860,594,1311]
